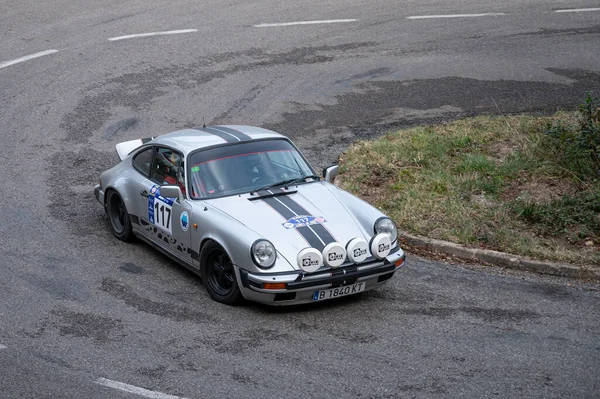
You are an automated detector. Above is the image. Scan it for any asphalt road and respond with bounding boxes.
[1,0,600,398]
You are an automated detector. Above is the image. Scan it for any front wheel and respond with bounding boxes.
[106,190,134,242]
[200,241,242,305]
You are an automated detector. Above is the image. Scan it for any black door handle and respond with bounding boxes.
[140,190,149,197]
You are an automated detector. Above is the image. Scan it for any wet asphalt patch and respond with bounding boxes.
[100,277,216,323]
[59,43,376,143]
[267,68,600,168]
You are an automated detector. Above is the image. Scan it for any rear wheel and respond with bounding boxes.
[106,190,134,242]
[200,241,242,305]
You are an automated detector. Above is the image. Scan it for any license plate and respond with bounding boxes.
[313,282,365,301]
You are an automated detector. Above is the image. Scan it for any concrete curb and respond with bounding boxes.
[399,232,600,281]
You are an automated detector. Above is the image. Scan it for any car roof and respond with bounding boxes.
[150,125,285,155]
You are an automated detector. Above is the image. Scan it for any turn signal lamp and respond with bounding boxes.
[263,282,287,290]
[395,257,405,267]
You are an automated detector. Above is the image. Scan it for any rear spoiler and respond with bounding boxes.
[115,137,154,161]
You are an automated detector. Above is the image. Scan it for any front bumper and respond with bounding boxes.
[94,184,104,206]
[238,247,405,305]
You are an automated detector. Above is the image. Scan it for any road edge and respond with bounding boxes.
[399,232,600,281]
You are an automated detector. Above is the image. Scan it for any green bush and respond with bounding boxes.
[578,92,600,172]
[544,92,600,180]
[512,190,600,239]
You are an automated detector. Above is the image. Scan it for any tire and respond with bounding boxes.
[200,241,242,305]
[106,189,134,242]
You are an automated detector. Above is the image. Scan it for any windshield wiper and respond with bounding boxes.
[251,175,320,195]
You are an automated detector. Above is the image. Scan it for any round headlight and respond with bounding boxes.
[251,239,277,269]
[374,217,398,243]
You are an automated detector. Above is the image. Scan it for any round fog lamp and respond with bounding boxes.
[370,233,392,260]
[346,237,369,263]
[322,242,346,268]
[297,248,323,273]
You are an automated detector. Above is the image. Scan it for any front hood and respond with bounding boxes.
[206,183,370,270]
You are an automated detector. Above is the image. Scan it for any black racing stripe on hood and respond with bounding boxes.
[213,126,251,141]
[198,126,238,142]
[261,196,324,250]
[296,226,325,251]
[275,192,337,246]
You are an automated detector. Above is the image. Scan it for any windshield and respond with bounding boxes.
[188,139,315,199]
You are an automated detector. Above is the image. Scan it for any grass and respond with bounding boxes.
[338,105,600,266]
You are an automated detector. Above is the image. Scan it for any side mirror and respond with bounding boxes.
[160,185,184,202]
[322,164,339,183]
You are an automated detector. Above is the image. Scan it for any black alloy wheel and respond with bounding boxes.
[200,241,242,305]
[106,190,134,242]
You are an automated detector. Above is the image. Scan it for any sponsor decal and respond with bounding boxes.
[262,194,336,251]
[282,215,326,229]
[180,211,189,231]
[302,258,319,267]
[148,185,174,234]
[328,252,344,262]
[299,255,321,271]
[353,248,368,258]
[378,243,390,253]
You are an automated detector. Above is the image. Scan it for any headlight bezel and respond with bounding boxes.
[374,217,398,243]
[251,239,277,269]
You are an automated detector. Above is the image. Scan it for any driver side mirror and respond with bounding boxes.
[322,164,339,183]
[160,185,185,202]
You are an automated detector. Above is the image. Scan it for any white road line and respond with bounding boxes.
[0,344,7,350]
[406,13,506,20]
[108,29,198,41]
[254,19,357,27]
[95,378,189,399]
[0,49,59,70]
[555,8,600,13]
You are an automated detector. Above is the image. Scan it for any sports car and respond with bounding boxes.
[94,125,406,305]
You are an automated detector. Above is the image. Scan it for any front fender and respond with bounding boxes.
[322,182,388,237]
[191,204,295,274]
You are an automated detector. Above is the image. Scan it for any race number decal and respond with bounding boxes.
[148,185,174,234]
[282,215,326,229]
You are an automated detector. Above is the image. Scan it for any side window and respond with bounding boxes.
[150,147,186,195]
[132,148,153,177]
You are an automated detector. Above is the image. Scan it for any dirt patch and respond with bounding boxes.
[502,178,580,204]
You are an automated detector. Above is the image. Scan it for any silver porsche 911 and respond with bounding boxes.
[95,125,405,305]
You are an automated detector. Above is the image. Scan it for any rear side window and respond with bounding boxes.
[132,148,153,177]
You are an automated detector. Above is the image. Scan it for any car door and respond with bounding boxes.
[141,146,193,264]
